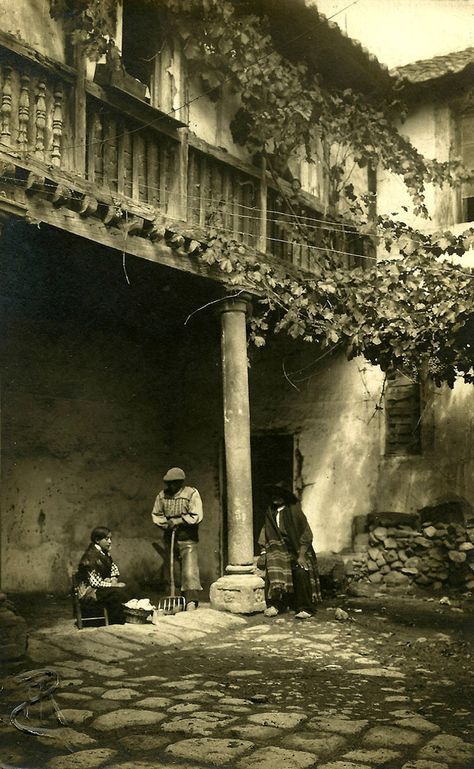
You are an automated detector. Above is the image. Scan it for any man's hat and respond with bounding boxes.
[163,467,186,482]
[263,481,298,505]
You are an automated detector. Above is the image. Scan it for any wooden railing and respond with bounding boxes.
[187,147,259,248]
[0,53,70,170]
[0,37,365,275]
[85,96,179,213]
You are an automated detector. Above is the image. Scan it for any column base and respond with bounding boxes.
[209,573,266,615]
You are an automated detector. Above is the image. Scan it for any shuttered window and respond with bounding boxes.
[385,374,422,455]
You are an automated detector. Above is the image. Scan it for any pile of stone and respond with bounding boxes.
[350,513,474,592]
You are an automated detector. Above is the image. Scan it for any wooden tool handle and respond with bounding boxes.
[170,528,176,597]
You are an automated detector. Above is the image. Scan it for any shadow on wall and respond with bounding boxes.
[418,496,473,525]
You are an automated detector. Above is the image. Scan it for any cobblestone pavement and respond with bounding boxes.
[1,602,473,769]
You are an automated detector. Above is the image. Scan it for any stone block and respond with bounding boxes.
[372,526,388,541]
[384,571,410,587]
[448,550,466,564]
[413,537,431,548]
[368,548,380,561]
[368,572,383,583]
[209,574,265,614]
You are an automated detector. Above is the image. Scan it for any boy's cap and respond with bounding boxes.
[163,467,186,481]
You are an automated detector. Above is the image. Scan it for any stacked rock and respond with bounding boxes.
[350,516,474,592]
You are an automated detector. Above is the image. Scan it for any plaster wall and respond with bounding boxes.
[377,103,440,236]
[0,224,223,594]
[188,84,251,163]
[0,0,66,63]
[377,380,474,517]
[249,340,384,553]
[376,99,474,520]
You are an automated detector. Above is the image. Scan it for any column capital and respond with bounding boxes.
[218,290,252,316]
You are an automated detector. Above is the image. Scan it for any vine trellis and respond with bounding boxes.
[50,0,474,386]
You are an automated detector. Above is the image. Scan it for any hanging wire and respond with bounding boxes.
[2,173,470,263]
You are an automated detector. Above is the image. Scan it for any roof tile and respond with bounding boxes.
[392,48,474,83]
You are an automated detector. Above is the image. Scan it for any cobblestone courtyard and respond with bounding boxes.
[1,597,473,769]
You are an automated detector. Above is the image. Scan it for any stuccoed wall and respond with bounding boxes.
[249,338,384,554]
[376,381,474,515]
[0,222,223,594]
[376,95,474,520]
[0,0,66,62]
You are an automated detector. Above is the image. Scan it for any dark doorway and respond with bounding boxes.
[251,433,294,552]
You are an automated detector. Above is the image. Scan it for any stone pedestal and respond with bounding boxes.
[210,574,265,615]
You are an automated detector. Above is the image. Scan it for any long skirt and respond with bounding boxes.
[265,566,317,614]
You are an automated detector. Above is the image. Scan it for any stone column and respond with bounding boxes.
[210,295,265,614]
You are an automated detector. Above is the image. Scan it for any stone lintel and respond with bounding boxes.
[209,573,265,615]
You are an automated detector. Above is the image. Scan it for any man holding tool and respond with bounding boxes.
[151,467,203,610]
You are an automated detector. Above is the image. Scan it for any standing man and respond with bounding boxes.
[151,467,203,610]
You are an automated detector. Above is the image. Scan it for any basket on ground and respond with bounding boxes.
[123,605,153,624]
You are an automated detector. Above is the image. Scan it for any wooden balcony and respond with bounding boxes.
[0,34,363,279]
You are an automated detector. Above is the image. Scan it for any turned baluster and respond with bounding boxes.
[1,65,13,145]
[17,72,31,153]
[34,80,47,159]
[51,84,63,166]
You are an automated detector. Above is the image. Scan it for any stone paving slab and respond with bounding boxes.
[34,634,132,662]
[247,711,307,728]
[91,708,168,731]
[343,748,402,765]
[47,748,118,769]
[166,737,254,765]
[416,733,474,764]
[118,734,171,751]
[282,732,348,757]
[6,608,473,769]
[318,763,372,769]
[401,761,449,769]
[307,716,369,734]
[362,725,424,747]
[236,745,317,769]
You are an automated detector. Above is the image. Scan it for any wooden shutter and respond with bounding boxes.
[385,374,422,455]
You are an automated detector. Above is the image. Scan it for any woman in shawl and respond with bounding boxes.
[77,526,127,624]
[258,483,321,619]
